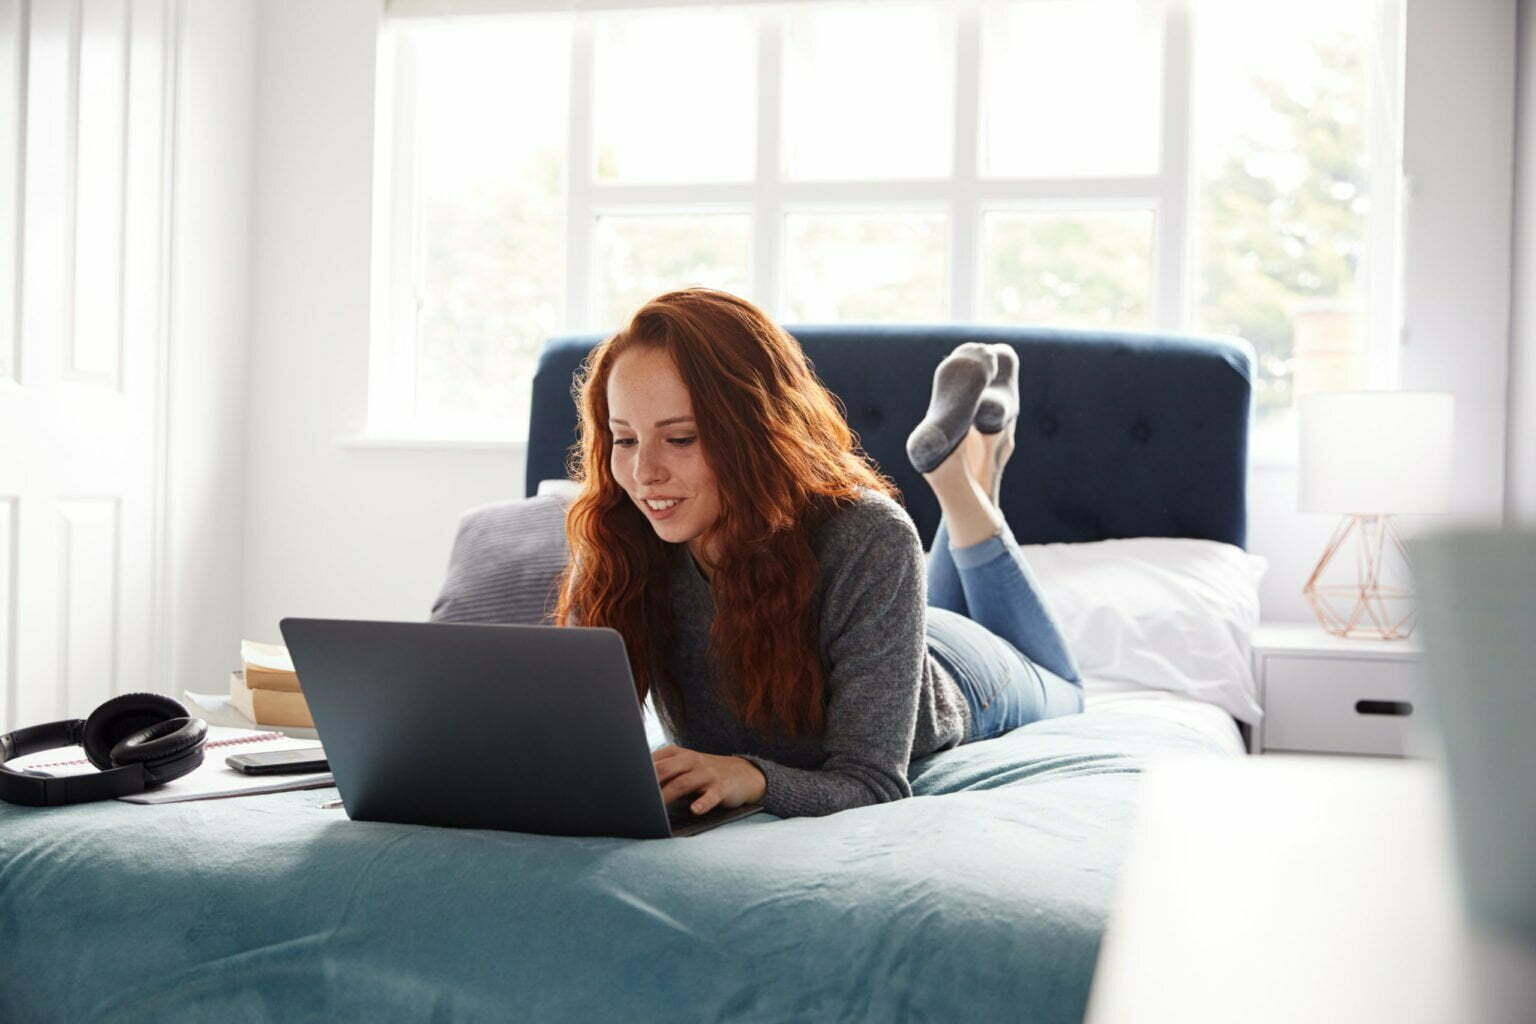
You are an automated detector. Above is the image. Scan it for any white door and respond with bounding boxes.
[0,0,174,731]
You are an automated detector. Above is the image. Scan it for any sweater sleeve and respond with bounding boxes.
[734,511,927,818]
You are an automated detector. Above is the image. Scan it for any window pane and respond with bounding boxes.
[782,212,948,321]
[979,209,1154,328]
[408,19,569,434]
[593,10,755,183]
[1193,0,1378,427]
[781,3,954,180]
[592,212,753,329]
[980,0,1162,178]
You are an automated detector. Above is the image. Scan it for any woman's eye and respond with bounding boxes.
[612,437,694,448]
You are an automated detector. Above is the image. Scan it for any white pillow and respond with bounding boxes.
[1018,537,1268,726]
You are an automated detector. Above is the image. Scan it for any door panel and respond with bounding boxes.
[0,0,173,730]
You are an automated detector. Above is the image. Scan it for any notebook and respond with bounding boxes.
[9,725,334,804]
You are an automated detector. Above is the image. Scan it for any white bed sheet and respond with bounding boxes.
[1080,679,1248,757]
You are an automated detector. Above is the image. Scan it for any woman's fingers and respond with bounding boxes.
[652,746,726,812]
[652,746,686,772]
[659,768,710,805]
[653,750,695,785]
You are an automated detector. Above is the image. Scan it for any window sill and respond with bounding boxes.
[334,432,529,453]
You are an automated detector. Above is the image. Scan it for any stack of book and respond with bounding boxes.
[230,639,315,728]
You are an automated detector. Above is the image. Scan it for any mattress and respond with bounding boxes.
[1081,681,1249,757]
[0,704,1239,1024]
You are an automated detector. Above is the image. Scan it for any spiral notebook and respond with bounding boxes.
[10,725,334,804]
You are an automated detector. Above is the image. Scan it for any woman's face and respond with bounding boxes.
[606,346,724,566]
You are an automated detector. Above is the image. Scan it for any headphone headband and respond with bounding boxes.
[0,719,86,763]
[0,695,206,807]
[0,719,151,806]
[0,758,149,807]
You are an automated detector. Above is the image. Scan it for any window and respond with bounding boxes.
[1192,0,1401,451]
[371,0,1402,454]
[372,15,571,437]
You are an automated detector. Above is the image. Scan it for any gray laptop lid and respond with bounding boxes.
[278,618,759,839]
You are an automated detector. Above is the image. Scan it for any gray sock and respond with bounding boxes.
[975,343,1019,434]
[907,343,996,475]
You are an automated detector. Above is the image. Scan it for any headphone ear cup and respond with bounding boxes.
[81,693,195,771]
[109,717,208,785]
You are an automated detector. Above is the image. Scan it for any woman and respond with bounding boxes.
[553,288,1083,820]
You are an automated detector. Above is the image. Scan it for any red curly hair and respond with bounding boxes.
[553,288,899,739]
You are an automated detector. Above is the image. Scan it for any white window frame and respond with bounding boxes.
[365,0,1403,469]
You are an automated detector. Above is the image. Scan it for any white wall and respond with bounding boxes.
[164,0,258,696]
[242,0,1520,643]
[1512,0,1536,525]
[244,0,523,645]
[1399,0,1515,527]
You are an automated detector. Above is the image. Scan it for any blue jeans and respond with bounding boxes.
[924,520,1084,743]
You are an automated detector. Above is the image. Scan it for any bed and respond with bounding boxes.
[0,324,1258,1023]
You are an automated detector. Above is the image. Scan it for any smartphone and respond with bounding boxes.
[225,746,329,775]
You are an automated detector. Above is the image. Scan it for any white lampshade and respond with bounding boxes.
[1297,391,1454,515]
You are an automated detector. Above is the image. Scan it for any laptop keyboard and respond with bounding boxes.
[665,800,765,836]
[666,800,708,830]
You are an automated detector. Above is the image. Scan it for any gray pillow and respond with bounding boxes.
[429,494,572,626]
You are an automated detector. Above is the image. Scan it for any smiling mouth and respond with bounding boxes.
[642,497,685,517]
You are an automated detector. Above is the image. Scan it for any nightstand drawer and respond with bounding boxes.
[1262,656,1418,755]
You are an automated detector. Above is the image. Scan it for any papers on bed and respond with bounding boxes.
[8,725,334,804]
[125,727,334,803]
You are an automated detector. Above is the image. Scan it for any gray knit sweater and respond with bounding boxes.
[652,488,972,818]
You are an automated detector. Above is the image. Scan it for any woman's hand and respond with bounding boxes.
[652,745,767,815]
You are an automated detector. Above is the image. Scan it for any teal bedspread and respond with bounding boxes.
[0,710,1230,1023]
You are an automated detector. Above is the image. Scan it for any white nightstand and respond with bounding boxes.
[1251,622,1427,757]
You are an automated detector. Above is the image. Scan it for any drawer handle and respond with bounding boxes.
[1355,699,1413,717]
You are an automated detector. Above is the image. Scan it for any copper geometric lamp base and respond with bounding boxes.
[1302,513,1417,640]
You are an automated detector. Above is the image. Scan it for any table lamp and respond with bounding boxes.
[1297,390,1454,639]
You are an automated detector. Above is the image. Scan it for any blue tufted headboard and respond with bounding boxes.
[525,325,1253,550]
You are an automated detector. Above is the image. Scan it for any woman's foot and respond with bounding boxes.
[906,344,996,476]
[944,422,1014,507]
[962,426,992,489]
[922,426,1006,547]
[984,418,1015,507]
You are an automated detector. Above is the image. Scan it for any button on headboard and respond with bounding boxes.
[525,324,1253,549]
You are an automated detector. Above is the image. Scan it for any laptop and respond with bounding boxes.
[277,617,765,839]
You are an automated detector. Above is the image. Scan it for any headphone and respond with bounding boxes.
[0,693,208,806]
